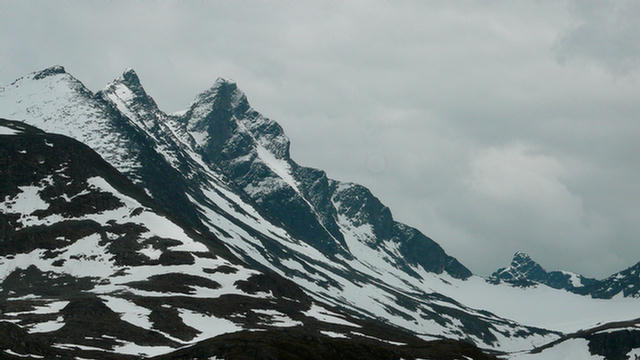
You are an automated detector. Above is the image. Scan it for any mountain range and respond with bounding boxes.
[1,65,640,359]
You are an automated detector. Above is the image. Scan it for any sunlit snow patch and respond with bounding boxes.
[178,309,243,341]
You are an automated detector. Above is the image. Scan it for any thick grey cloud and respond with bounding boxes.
[556,0,640,73]
[1,1,639,277]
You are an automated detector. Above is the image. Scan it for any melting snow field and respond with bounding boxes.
[423,272,640,333]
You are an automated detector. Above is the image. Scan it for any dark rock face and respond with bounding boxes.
[173,78,472,278]
[177,79,344,255]
[587,329,640,360]
[0,321,54,359]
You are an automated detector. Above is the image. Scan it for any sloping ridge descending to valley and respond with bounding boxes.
[0,118,496,360]
[510,317,640,360]
[2,65,640,358]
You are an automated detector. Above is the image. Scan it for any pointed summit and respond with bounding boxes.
[183,77,290,159]
[511,251,533,266]
[101,68,160,116]
[195,77,237,98]
[33,65,66,80]
[105,68,149,99]
[191,77,250,115]
[213,76,235,87]
[120,68,142,88]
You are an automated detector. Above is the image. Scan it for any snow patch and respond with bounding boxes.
[304,304,361,328]
[112,342,174,357]
[0,185,49,215]
[255,145,299,194]
[320,330,348,338]
[101,296,153,329]
[253,309,303,327]
[30,316,65,333]
[0,126,19,135]
[178,308,242,341]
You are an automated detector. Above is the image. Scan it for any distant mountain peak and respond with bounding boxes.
[214,76,236,86]
[32,65,66,80]
[510,251,538,269]
[191,77,248,114]
[101,68,161,119]
[106,68,146,96]
[512,251,532,263]
[489,251,547,287]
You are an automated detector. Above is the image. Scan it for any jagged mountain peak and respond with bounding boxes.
[103,68,154,104]
[511,251,534,265]
[492,251,640,299]
[491,252,549,287]
[32,65,67,80]
[100,68,166,135]
[213,76,236,87]
[192,77,248,112]
[183,77,290,160]
[14,65,86,91]
[510,251,543,273]
[119,67,143,89]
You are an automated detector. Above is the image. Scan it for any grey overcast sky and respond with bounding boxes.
[2,1,639,277]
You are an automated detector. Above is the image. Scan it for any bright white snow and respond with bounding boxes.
[101,296,153,329]
[0,126,19,135]
[178,308,242,341]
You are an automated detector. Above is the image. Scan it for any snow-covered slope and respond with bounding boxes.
[0,66,206,231]
[3,66,640,357]
[0,66,140,174]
